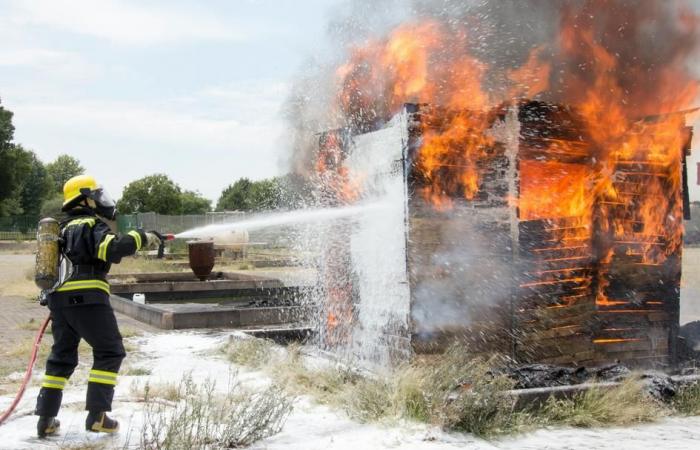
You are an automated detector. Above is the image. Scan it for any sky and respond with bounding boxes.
[0,0,699,203]
[0,0,342,202]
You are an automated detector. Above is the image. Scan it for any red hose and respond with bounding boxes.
[0,315,51,426]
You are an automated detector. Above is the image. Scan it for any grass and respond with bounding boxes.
[222,337,679,438]
[137,373,293,449]
[224,336,274,368]
[17,317,42,331]
[131,379,183,402]
[5,337,51,359]
[109,256,187,275]
[672,381,700,415]
[538,378,667,428]
[122,365,152,376]
[119,326,141,339]
[0,266,40,299]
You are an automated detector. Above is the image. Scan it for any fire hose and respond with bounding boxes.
[0,315,51,426]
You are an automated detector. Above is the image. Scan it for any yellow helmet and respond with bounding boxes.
[63,175,98,207]
[62,175,117,219]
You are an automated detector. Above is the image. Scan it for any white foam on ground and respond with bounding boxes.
[1,331,700,449]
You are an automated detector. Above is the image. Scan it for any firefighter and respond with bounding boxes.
[35,175,162,438]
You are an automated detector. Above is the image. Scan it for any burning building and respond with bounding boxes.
[315,101,693,369]
[295,1,699,368]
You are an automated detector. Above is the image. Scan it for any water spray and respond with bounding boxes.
[174,201,386,241]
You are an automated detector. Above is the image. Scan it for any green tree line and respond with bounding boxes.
[117,173,313,215]
[1,97,312,220]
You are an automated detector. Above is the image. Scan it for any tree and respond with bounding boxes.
[216,178,253,211]
[117,174,183,215]
[249,178,280,211]
[180,190,212,214]
[46,154,84,193]
[216,175,315,212]
[40,193,67,221]
[0,146,34,216]
[17,147,53,218]
[0,98,17,207]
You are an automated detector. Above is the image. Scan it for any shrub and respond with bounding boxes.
[140,374,292,449]
[540,378,666,427]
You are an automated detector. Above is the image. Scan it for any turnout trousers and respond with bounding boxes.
[35,290,126,417]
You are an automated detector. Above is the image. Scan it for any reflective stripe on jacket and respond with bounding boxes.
[57,208,147,294]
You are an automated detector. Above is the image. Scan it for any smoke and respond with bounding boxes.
[282,0,700,348]
[284,0,699,172]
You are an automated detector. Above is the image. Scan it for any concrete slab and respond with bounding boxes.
[110,295,311,330]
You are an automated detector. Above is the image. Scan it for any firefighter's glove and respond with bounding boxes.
[145,231,162,249]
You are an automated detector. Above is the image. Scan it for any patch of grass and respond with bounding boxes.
[122,365,152,376]
[0,271,39,298]
[4,335,51,360]
[17,317,41,331]
[225,336,274,368]
[138,373,293,449]
[222,338,670,438]
[131,379,183,402]
[672,382,700,415]
[264,343,362,406]
[343,376,394,422]
[0,335,51,379]
[110,257,186,274]
[120,327,140,338]
[424,350,523,437]
[539,378,667,427]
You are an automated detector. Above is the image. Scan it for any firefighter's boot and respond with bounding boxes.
[85,411,119,433]
[37,416,60,438]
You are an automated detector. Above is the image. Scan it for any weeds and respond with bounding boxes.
[223,337,677,438]
[4,334,51,360]
[120,327,140,338]
[109,257,186,274]
[0,272,38,298]
[539,378,666,427]
[344,377,394,422]
[225,336,274,368]
[17,317,41,331]
[131,380,183,402]
[267,344,362,406]
[672,381,700,415]
[139,373,292,449]
[122,365,152,376]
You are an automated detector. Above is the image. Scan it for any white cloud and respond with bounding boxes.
[5,0,252,45]
[7,80,290,201]
[0,47,99,82]
[0,48,66,67]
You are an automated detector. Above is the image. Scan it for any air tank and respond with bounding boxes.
[35,218,60,290]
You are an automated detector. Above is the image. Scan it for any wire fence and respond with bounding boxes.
[0,216,37,240]
[116,212,246,234]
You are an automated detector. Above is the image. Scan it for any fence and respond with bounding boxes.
[116,211,246,235]
[0,215,37,240]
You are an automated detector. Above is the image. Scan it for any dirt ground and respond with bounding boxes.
[0,252,157,396]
